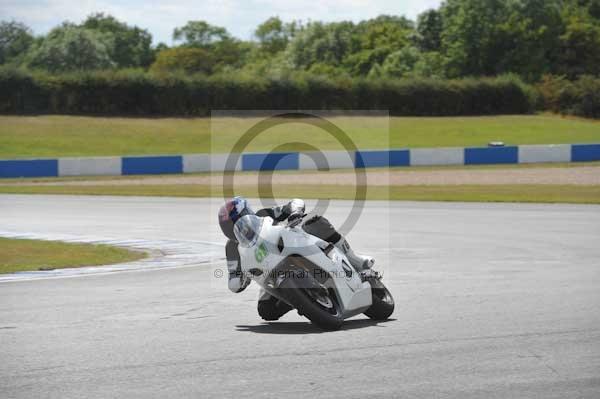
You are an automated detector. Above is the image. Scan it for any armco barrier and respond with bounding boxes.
[1,143,599,178]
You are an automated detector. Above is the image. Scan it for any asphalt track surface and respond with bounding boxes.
[1,194,599,398]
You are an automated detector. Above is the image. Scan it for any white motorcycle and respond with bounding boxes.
[234,213,394,330]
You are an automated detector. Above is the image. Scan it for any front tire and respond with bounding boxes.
[278,277,343,331]
[364,279,395,320]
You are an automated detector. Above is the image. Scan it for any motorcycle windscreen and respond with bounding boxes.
[234,214,264,247]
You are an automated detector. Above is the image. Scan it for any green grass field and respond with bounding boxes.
[1,184,598,204]
[1,114,599,158]
[0,237,146,274]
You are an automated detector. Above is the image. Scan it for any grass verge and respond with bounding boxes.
[1,184,599,204]
[1,114,600,158]
[0,237,146,274]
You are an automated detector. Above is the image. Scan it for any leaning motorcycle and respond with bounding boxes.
[234,213,394,330]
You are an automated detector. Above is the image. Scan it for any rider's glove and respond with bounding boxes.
[282,199,305,218]
[227,260,250,293]
[287,211,303,224]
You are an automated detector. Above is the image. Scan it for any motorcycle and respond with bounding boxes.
[234,213,394,330]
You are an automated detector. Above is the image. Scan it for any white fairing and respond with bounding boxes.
[237,216,372,319]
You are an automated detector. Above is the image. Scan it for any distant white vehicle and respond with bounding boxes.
[234,213,394,330]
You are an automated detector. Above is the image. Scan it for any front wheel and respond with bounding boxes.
[278,277,343,331]
[364,279,395,320]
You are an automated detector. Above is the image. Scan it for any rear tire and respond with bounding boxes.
[364,279,395,320]
[278,277,343,331]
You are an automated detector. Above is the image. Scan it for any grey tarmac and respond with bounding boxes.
[1,194,599,398]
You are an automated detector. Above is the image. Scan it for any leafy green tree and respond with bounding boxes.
[416,9,443,52]
[0,21,34,65]
[344,47,392,76]
[154,42,169,52]
[380,46,421,77]
[255,17,299,54]
[153,42,169,60]
[440,0,510,77]
[308,62,350,78]
[150,47,215,74]
[211,39,253,70]
[346,15,414,75]
[491,0,563,80]
[354,15,413,50]
[557,15,600,77]
[590,0,600,19]
[563,0,600,20]
[285,21,357,70]
[82,13,154,68]
[172,21,249,71]
[25,24,114,72]
[173,21,230,47]
[440,0,569,79]
[414,51,446,78]
[236,49,296,79]
[366,62,385,79]
[371,46,445,79]
[257,15,414,77]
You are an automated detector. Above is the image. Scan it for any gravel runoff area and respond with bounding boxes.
[6,165,600,186]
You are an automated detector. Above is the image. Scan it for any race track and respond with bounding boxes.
[1,194,599,398]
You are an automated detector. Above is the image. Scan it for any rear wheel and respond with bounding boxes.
[278,277,343,331]
[364,279,395,320]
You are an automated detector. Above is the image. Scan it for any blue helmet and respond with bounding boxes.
[218,196,254,240]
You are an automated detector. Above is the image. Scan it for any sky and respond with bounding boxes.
[1,0,442,44]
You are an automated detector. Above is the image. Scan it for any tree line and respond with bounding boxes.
[1,0,599,80]
[0,0,599,117]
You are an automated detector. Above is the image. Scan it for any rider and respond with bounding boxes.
[218,196,374,321]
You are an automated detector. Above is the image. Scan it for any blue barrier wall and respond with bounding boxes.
[355,150,410,168]
[0,159,58,178]
[242,152,299,171]
[571,144,600,162]
[465,146,518,165]
[122,156,183,175]
[1,144,598,178]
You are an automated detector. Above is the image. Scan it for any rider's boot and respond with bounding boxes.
[257,290,292,321]
[334,237,374,271]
